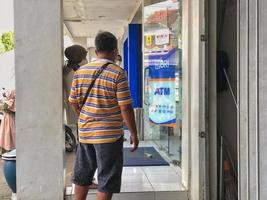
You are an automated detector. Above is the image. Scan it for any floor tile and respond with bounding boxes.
[147,174,181,183]
[155,191,188,200]
[74,191,188,200]
[66,186,72,196]
[86,194,97,200]
[65,196,73,200]
[112,192,155,200]
[142,166,178,175]
[88,193,156,200]
[121,182,154,192]
[122,174,149,183]
[122,167,144,175]
[150,182,185,191]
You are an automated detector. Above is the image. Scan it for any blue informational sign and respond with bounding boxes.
[148,48,177,127]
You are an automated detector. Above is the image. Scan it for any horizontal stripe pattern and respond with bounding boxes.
[84,102,118,109]
[69,61,132,144]
[74,74,117,83]
[80,66,121,75]
[80,134,123,140]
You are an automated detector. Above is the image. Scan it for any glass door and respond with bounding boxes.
[143,0,182,164]
[143,0,208,197]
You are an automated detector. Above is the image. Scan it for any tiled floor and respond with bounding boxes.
[0,128,186,200]
[121,166,184,192]
[66,138,187,199]
[66,165,184,192]
[64,191,187,200]
[66,165,187,199]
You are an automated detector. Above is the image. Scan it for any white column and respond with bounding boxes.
[14,0,64,199]
[182,0,206,199]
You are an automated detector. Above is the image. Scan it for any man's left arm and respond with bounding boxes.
[70,102,80,116]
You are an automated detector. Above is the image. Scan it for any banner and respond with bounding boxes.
[148,48,177,127]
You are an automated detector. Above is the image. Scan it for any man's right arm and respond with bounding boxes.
[116,69,139,152]
[120,104,139,152]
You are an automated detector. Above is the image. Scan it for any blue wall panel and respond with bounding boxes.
[123,38,129,75]
[128,24,142,108]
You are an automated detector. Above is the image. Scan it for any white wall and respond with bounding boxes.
[0,51,15,90]
[0,0,14,90]
[0,0,13,33]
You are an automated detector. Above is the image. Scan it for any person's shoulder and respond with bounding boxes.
[108,63,125,74]
[80,62,99,69]
[76,62,98,73]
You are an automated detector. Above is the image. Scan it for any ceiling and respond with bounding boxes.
[63,0,142,42]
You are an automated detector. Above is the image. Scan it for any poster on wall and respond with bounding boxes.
[155,33,169,46]
[148,48,177,127]
[146,35,152,46]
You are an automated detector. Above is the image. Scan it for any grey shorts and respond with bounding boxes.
[73,136,124,193]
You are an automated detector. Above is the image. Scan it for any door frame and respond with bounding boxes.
[181,0,216,199]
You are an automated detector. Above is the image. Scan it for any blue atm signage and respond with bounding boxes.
[148,48,177,127]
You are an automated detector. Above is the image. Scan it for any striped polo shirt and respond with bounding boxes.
[69,59,132,144]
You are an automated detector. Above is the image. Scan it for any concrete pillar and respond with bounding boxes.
[238,0,267,199]
[14,0,64,199]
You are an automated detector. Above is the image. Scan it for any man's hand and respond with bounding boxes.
[130,134,139,152]
[70,102,80,116]
[119,104,139,152]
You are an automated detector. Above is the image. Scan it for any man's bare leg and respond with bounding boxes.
[96,192,113,200]
[89,182,98,189]
[75,185,89,200]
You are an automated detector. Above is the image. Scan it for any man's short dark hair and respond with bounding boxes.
[95,31,118,53]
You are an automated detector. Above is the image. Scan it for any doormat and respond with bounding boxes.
[123,147,169,167]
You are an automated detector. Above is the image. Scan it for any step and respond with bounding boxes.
[65,190,188,200]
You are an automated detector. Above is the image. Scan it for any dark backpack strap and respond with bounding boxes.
[80,62,112,110]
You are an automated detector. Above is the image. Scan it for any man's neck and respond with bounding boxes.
[97,55,114,62]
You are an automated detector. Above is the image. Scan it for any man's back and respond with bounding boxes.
[69,60,132,144]
[69,31,138,200]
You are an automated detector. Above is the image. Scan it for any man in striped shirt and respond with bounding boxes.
[69,31,139,200]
